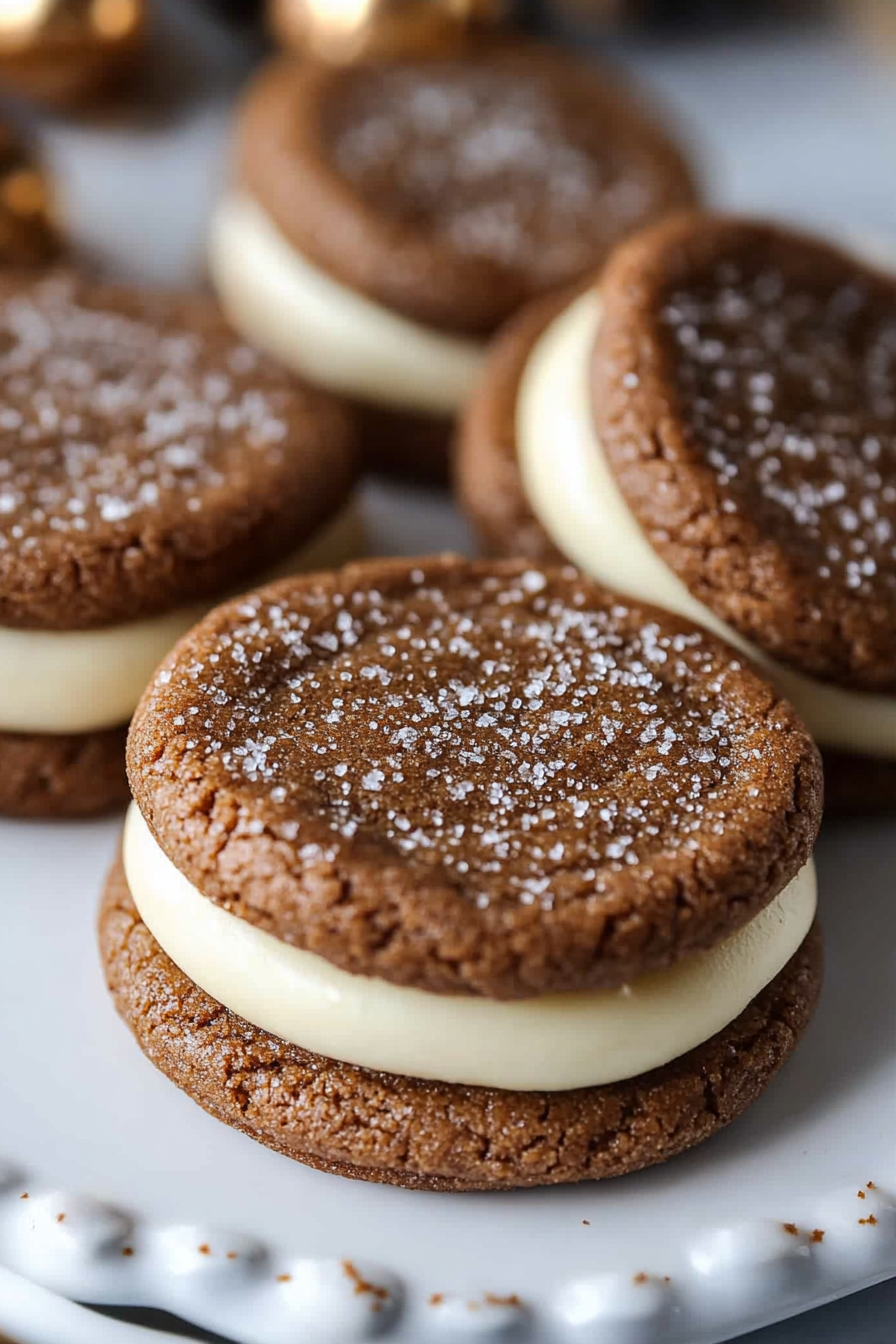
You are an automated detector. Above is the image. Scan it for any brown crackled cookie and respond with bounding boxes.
[0,268,358,818]
[105,556,823,1189]
[458,212,896,813]
[209,41,699,482]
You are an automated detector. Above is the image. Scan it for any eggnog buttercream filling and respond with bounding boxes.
[0,499,362,735]
[123,803,816,1093]
[209,192,486,416]
[517,290,896,758]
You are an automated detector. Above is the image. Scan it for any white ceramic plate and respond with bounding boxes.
[2,6,896,1340]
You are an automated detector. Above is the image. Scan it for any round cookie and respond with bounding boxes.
[115,557,823,1186]
[457,212,896,813]
[0,0,146,110]
[0,269,355,630]
[0,268,357,817]
[99,855,822,1192]
[593,215,896,691]
[127,557,821,1000]
[211,41,699,481]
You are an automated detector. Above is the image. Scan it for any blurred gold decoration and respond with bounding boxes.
[269,0,508,64]
[0,123,59,265]
[0,0,146,109]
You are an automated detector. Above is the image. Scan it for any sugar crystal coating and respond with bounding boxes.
[0,272,287,546]
[594,218,896,690]
[130,560,819,998]
[664,259,896,599]
[0,270,354,630]
[326,62,681,285]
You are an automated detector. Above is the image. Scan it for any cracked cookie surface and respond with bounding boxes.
[593,214,896,691]
[0,269,355,630]
[127,556,821,1000]
[236,43,698,337]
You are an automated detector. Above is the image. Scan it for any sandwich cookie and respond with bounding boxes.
[209,42,699,482]
[102,557,823,1190]
[458,214,896,813]
[0,269,357,818]
[0,0,146,110]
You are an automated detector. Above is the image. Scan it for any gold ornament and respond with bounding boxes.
[269,0,508,64]
[0,124,59,265]
[0,0,146,109]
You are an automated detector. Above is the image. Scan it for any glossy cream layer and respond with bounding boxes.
[0,500,362,735]
[209,192,486,416]
[517,290,896,758]
[124,803,816,1093]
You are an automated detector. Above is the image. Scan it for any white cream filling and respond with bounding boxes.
[517,290,896,758]
[208,192,486,417]
[123,803,816,1093]
[0,499,363,736]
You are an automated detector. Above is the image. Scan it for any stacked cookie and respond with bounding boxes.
[210,40,699,481]
[102,558,822,1189]
[459,214,896,813]
[0,270,357,817]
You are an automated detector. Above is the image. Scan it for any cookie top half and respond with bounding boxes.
[235,43,698,336]
[0,270,355,630]
[593,214,896,691]
[128,557,821,1000]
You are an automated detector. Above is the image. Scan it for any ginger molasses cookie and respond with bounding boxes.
[0,269,358,818]
[209,42,699,482]
[458,213,896,812]
[104,557,823,1189]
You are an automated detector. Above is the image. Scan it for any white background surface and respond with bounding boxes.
[2,2,896,1340]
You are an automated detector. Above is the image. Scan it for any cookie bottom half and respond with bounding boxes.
[0,726,129,819]
[99,857,822,1192]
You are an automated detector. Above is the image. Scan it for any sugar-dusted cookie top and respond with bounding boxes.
[236,43,698,335]
[0,270,355,629]
[594,214,896,690]
[129,556,821,999]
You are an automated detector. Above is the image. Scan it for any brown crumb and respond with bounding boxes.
[226,1252,239,1261]
[859,1215,879,1227]
[582,1220,591,1226]
[782,1223,799,1236]
[867,1181,877,1189]
[277,1274,292,1283]
[342,1260,390,1302]
[19,1193,28,1200]
[484,1293,522,1308]
[122,1247,134,1258]
[633,1273,649,1284]
[56,1213,66,1224]
[858,1190,866,1199]
[198,1244,211,1256]
[429,1294,444,1307]
[811,1229,825,1243]
[663,1276,671,1283]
